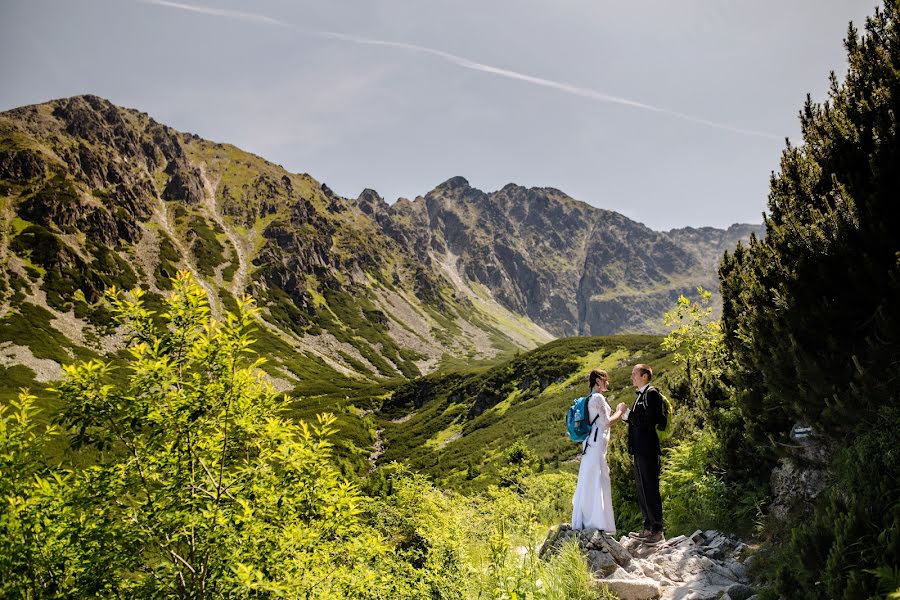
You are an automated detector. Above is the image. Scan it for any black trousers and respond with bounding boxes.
[633,453,663,532]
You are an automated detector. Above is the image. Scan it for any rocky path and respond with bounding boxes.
[540,525,759,600]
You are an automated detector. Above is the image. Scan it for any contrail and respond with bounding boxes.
[140,0,780,139]
[140,0,289,27]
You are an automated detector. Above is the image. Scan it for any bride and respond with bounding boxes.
[571,368,625,532]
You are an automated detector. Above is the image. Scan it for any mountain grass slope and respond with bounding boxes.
[0,96,550,416]
[0,95,749,477]
[376,334,675,493]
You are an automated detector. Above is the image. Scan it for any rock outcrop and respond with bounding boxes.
[540,525,760,600]
[357,176,760,336]
[768,424,834,523]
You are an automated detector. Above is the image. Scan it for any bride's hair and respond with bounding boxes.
[588,369,608,390]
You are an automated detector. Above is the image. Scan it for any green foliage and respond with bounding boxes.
[4,271,385,597]
[0,302,94,364]
[5,270,30,306]
[0,392,69,598]
[762,411,900,599]
[718,2,900,437]
[255,279,311,333]
[0,365,38,403]
[656,291,771,537]
[0,272,646,598]
[10,224,84,310]
[10,223,138,310]
[659,430,765,536]
[714,3,900,596]
[539,541,615,600]
[315,287,417,378]
[187,215,226,276]
[868,567,900,600]
[498,439,540,489]
[154,232,180,290]
[662,287,722,390]
[370,469,468,598]
[86,239,138,292]
[365,465,614,600]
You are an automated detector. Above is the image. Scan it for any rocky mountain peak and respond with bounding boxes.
[355,188,388,216]
[352,177,754,337]
[433,176,470,193]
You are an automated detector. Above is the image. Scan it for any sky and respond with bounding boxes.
[0,0,879,230]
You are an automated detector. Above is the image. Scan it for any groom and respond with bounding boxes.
[617,364,665,544]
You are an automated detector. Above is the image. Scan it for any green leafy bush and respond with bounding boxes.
[0,393,69,598]
[2,272,386,597]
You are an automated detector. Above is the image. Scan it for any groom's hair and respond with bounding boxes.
[634,364,653,381]
[588,369,609,390]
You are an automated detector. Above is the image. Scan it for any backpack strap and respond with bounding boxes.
[587,392,600,425]
[583,393,602,453]
[643,386,665,427]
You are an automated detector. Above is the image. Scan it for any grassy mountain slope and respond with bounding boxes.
[0,96,553,473]
[0,96,548,398]
[376,334,675,492]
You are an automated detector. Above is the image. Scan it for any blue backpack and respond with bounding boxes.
[566,393,598,442]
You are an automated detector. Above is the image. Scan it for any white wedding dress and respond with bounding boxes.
[571,392,616,532]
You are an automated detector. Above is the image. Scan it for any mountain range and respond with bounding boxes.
[0,95,762,397]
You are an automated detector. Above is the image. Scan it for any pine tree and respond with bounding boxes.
[720,3,900,435]
[718,3,900,597]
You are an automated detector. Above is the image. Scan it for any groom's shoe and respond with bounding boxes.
[642,531,665,545]
[628,529,651,539]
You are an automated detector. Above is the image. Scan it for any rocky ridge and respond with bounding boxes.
[0,95,760,393]
[540,525,760,600]
[0,96,548,391]
[354,178,762,336]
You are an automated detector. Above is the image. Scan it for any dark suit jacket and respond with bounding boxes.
[626,386,664,456]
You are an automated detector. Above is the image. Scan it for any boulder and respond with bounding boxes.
[601,577,662,600]
[0,147,46,181]
[162,159,204,205]
[587,549,618,577]
[768,424,834,522]
[596,533,633,567]
[725,583,756,600]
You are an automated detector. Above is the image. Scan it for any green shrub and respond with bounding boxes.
[187,215,226,276]
[0,393,69,598]
[540,540,614,600]
[1,271,386,597]
[714,3,900,595]
[660,429,765,536]
[765,412,900,599]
